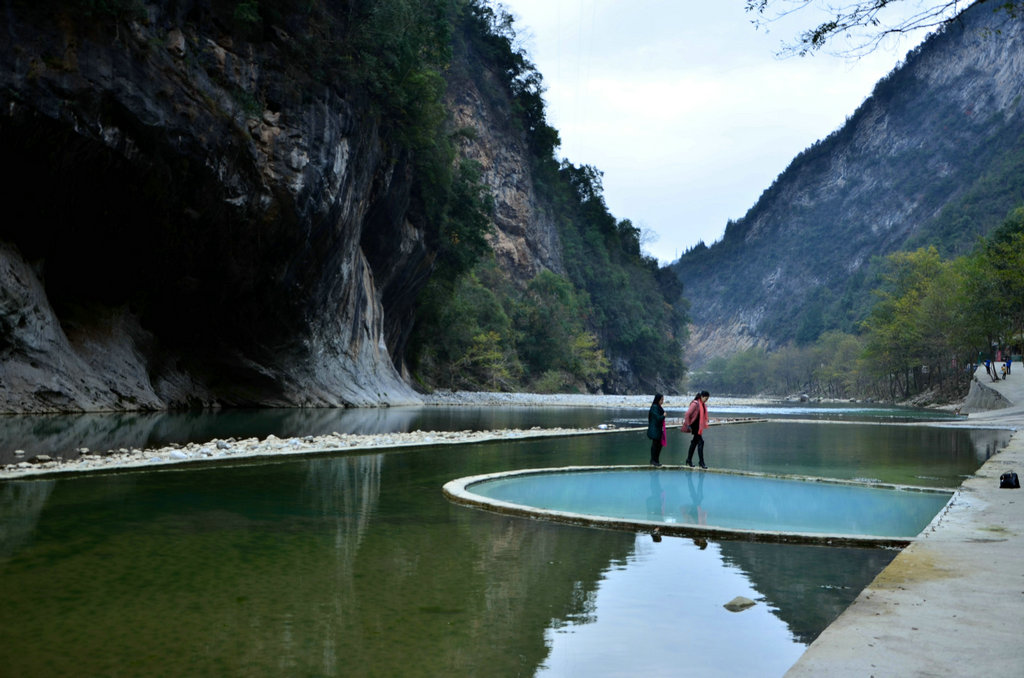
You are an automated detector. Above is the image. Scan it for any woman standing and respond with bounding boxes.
[683,390,710,469]
[646,393,667,467]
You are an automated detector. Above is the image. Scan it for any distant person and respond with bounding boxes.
[682,390,710,469]
[1007,357,1013,376]
[647,393,667,467]
[985,359,999,381]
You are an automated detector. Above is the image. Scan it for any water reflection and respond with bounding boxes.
[0,401,961,464]
[705,402,963,422]
[683,470,707,526]
[537,536,811,678]
[0,480,55,557]
[0,418,1009,677]
[0,406,638,464]
[717,540,896,644]
[303,454,382,564]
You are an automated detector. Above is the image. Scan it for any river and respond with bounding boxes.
[0,403,1010,677]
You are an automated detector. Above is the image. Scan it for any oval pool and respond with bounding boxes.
[443,466,953,547]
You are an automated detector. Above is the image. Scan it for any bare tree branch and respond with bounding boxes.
[746,0,1021,56]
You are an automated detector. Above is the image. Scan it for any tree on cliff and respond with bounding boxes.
[408,1,686,394]
[747,0,1024,55]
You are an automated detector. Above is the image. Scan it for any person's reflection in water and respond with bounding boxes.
[647,472,678,542]
[683,472,710,549]
[681,471,708,526]
[646,471,665,521]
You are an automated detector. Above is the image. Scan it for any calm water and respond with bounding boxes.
[0,408,1011,678]
[0,400,960,465]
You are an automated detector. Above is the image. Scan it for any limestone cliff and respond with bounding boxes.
[445,53,565,285]
[0,2,427,411]
[674,4,1024,367]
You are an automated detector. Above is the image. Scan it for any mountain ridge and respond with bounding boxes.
[674,4,1024,367]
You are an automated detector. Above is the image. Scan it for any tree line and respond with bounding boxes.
[408,1,686,394]
[692,206,1024,402]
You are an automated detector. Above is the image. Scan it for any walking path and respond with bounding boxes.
[786,366,1024,677]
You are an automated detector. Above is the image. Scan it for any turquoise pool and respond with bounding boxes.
[447,467,953,545]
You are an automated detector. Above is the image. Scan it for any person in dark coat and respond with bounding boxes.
[682,390,710,469]
[646,393,666,467]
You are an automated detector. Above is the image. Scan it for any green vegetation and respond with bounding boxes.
[677,8,1024,356]
[550,163,687,385]
[166,0,682,394]
[690,333,873,401]
[28,0,680,393]
[691,207,1024,401]
[408,2,686,393]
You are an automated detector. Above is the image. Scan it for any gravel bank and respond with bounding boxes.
[3,392,756,481]
[3,389,964,482]
[0,422,628,481]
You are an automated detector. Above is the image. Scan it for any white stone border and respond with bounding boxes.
[443,465,953,548]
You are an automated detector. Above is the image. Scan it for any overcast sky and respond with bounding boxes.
[496,1,935,263]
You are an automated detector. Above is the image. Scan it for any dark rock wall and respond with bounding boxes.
[0,2,424,411]
[444,51,566,286]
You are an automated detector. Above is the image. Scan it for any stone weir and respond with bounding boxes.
[0,2,425,412]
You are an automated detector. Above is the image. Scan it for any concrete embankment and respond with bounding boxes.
[786,366,1024,677]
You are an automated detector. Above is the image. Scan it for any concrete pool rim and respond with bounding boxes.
[442,465,954,548]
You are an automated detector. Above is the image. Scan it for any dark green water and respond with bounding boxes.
[0,418,1010,677]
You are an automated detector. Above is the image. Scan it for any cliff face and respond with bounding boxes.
[0,2,426,411]
[445,62,565,286]
[674,5,1024,366]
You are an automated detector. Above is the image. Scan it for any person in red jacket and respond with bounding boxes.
[682,390,710,469]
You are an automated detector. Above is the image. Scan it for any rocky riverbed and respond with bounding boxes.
[0,425,626,481]
[2,390,692,480]
[2,389,974,481]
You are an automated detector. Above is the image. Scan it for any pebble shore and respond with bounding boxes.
[0,427,626,480]
[0,390,663,480]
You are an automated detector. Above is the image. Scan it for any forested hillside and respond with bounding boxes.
[689,206,1024,402]
[409,3,687,395]
[674,3,1024,369]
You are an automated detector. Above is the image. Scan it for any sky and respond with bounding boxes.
[496,1,936,263]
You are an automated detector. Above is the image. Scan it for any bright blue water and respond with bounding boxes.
[468,469,952,538]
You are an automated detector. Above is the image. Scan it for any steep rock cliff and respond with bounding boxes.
[0,2,425,411]
[674,5,1024,366]
[445,56,565,285]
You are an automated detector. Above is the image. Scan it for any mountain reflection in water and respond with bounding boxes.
[0,413,1010,677]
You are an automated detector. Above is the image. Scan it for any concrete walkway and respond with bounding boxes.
[786,366,1024,677]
